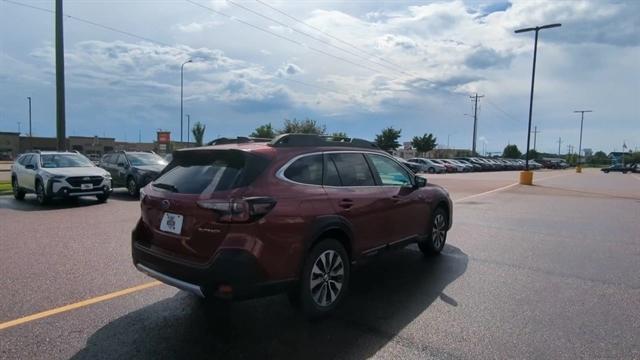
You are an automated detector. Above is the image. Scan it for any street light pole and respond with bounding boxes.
[180,59,192,143]
[186,114,191,146]
[27,97,32,137]
[515,23,561,170]
[515,23,561,183]
[574,110,592,171]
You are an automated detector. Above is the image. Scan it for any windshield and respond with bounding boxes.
[40,154,94,168]
[126,153,167,166]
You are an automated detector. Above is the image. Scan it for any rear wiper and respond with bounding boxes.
[152,182,179,193]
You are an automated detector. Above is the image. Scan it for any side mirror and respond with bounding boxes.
[414,176,427,188]
[25,164,35,170]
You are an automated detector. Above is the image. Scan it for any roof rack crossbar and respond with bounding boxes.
[269,134,379,149]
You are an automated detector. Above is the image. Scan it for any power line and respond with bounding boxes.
[254,0,407,72]
[185,0,386,75]
[484,98,518,122]
[3,0,346,96]
[224,0,406,77]
[2,0,172,47]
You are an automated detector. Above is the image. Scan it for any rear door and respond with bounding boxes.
[22,155,38,190]
[114,154,128,185]
[366,154,430,242]
[322,152,391,255]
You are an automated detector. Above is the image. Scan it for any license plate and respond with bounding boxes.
[160,212,183,235]
[81,183,93,190]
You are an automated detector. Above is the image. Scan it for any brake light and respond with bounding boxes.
[197,197,276,223]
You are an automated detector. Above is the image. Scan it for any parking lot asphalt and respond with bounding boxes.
[1,169,639,359]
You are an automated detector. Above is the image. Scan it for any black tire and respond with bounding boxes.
[12,177,25,200]
[96,193,109,203]
[127,177,139,197]
[419,207,448,256]
[297,239,350,319]
[428,167,435,174]
[35,180,49,205]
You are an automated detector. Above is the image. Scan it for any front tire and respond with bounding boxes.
[96,193,109,203]
[428,167,435,174]
[12,177,25,200]
[297,239,350,319]
[127,177,139,197]
[419,207,448,256]
[35,180,49,205]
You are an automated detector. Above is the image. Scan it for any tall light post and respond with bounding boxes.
[574,110,592,172]
[186,114,191,146]
[180,59,192,143]
[27,97,32,137]
[515,23,561,183]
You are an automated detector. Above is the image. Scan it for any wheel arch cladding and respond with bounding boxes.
[308,215,354,261]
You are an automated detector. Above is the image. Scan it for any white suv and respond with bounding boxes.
[11,151,112,204]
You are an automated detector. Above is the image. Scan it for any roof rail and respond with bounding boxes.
[206,136,272,146]
[269,134,379,149]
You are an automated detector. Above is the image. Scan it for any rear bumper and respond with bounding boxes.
[132,228,294,300]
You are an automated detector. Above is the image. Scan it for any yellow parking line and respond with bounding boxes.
[0,281,161,331]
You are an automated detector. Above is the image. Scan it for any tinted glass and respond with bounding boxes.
[126,153,167,166]
[40,154,93,168]
[323,156,341,186]
[368,155,412,186]
[19,155,32,166]
[153,150,268,194]
[330,153,374,186]
[284,155,323,185]
[115,154,126,166]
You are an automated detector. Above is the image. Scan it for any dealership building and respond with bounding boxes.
[0,132,189,160]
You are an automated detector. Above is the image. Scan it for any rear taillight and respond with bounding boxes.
[197,197,276,223]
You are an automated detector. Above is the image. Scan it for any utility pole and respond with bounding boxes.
[532,126,541,151]
[27,97,32,137]
[573,110,593,169]
[470,93,484,155]
[17,122,21,134]
[138,129,141,143]
[55,0,66,151]
[557,137,562,156]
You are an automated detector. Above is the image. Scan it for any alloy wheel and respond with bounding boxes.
[432,213,446,249]
[309,250,344,307]
[128,179,137,196]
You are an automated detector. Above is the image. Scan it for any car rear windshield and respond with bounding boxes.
[152,150,270,194]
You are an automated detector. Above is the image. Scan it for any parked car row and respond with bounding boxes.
[406,157,545,173]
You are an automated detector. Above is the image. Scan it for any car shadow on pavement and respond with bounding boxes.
[71,245,468,360]
[109,189,141,202]
[0,195,105,211]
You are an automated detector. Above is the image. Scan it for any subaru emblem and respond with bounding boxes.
[161,200,170,210]
[83,177,90,181]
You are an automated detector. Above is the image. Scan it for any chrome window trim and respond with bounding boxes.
[276,150,415,188]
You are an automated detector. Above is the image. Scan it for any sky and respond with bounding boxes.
[0,0,638,155]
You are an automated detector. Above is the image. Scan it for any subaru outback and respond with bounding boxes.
[132,134,453,318]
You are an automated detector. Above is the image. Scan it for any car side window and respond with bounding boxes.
[115,154,125,166]
[28,155,39,169]
[18,155,31,166]
[329,153,375,186]
[283,154,323,185]
[368,154,413,186]
[323,155,341,186]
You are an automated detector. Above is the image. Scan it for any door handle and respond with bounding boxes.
[339,199,354,209]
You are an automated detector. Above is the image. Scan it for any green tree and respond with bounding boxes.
[591,151,609,165]
[411,133,438,153]
[250,123,276,139]
[329,132,349,141]
[191,121,206,147]
[502,144,521,159]
[375,127,402,152]
[525,149,540,160]
[278,118,326,135]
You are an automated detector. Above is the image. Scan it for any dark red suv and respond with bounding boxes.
[132,134,453,317]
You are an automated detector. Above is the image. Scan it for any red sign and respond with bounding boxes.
[157,131,171,144]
